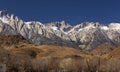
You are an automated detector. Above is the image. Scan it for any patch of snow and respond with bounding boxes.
[84,24,95,29]
[10,14,14,20]
[25,21,43,25]
[36,21,43,25]
[78,29,83,31]
[51,26,58,30]
[6,14,10,18]
[24,22,32,25]
[0,16,9,24]
[108,35,113,40]
[100,26,109,30]
[109,23,120,30]
[24,22,32,29]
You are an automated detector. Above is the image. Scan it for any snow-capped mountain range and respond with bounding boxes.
[0,10,120,50]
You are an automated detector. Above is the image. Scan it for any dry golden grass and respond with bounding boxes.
[4,45,95,72]
[0,35,120,72]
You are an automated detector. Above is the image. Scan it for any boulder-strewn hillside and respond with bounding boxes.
[1,10,120,51]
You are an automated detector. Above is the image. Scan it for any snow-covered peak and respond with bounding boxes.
[0,10,14,19]
[0,10,20,24]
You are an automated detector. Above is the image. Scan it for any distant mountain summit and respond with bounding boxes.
[0,10,120,50]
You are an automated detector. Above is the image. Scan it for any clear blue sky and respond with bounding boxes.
[0,0,120,25]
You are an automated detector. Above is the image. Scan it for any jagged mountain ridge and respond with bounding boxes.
[0,10,120,50]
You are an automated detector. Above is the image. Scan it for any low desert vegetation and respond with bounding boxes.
[0,35,120,72]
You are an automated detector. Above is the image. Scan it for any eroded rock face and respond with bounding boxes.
[0,10,120,50]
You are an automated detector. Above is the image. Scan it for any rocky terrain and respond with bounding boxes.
[1,10,120,50]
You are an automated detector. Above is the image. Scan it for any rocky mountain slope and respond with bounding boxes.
[0,10,120,50]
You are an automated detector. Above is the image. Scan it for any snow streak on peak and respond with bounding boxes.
[51,26,58,30]
[24,21,45,29]
[25,22,32,25]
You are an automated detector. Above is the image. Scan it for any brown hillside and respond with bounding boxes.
[102,46,120,59]
[91,43,114,56]
[0,35,29,46]
[0,35,120,72]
